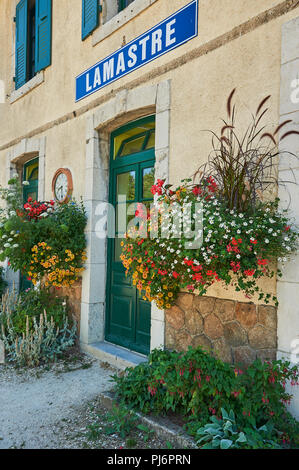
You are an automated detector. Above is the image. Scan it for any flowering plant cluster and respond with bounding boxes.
[28,242,86,288]
[0,177,87,289]
[121,178,298,309]
[114,347,299,447]
[22,198,55,221]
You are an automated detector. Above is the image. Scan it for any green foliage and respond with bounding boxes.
[1,312,76,367]
[1,287,68,335]
[113,347,299,447]
[196,409,281,449]
[104,404,138,439]
[137,424,155,442]
[0,266,7,297]
[0,177,87,288]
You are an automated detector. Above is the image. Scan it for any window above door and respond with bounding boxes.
[89,0,158,47]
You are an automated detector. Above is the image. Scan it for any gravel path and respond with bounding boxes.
[0,355,116,449]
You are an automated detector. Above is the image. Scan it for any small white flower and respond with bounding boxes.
[13,244,19,248]
[22,181,30,186]
[265,239,269,244]
[236,254,241,259]
[2,235,7,239]
[4,243,10,248]
[9,211,16,216]
[239,214,244,219]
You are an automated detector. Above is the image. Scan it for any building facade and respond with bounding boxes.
[0,0,298,416]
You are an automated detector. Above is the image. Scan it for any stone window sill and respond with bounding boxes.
[92,0,158,46]
[9,72,44,104]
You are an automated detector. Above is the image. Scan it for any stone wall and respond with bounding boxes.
[51,279,82,333]
[165,293,277,366]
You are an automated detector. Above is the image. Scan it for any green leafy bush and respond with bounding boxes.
[0,287,69,335]
[10,287,68,334]
[196,409,280,449]
[113,347,299,447]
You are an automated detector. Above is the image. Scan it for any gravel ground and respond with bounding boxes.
[0,352,171,449]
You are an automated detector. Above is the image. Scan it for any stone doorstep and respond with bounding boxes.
[100,390,197,449]
[80,341,148,370]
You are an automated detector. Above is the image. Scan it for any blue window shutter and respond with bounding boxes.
[15,0,28,90]
[35,0,52,73]
[82,0,99,40]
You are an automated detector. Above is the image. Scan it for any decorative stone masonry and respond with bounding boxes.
[165,293,277,366]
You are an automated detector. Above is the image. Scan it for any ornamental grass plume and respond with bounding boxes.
[194,89,299,212]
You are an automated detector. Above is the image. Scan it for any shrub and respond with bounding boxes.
[0,287,69,335]
[113,347,299,447]
[1,311,76,367]
[11,288,68,334]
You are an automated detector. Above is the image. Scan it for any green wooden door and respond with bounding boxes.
[21,158,39,291]
[105,116,155,355]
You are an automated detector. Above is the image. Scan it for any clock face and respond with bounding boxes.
[54,172,68,202]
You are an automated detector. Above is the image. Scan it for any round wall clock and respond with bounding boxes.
[52,168,73,203]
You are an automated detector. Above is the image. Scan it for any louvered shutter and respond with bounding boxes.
[15,0,28,90]
[82,0,99,40]
[35,0,52,73]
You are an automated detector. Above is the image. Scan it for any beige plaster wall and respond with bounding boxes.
[0,0,299,304]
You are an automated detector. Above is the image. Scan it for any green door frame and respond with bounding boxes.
[105,116,155,354]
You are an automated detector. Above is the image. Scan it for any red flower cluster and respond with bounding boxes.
[23,198,54,221]
[227,237,242,253]
[151,179,165,196]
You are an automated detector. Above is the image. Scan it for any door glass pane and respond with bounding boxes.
[117,171,135,201]
[143,167,155,199]
[113,118,155,159]
[25,161,39,181]
[119,136,145,157]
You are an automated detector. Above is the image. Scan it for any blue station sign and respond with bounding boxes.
[75,0,198,102]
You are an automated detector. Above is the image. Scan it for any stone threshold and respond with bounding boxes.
[80,341,147,370]
[100,390,197,449]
